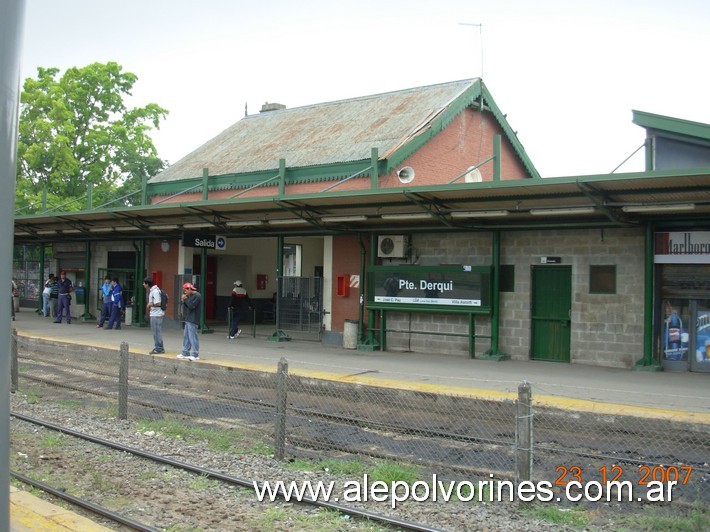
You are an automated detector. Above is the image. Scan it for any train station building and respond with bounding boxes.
[13,79,710,372]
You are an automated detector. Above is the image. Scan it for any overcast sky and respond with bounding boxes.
[19,0,710,177]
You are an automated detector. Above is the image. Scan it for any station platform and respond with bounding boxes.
[10,485,111,531]
[11,310,710,422]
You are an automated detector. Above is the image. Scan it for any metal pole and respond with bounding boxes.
[118,342,129,419]
[515,381,533,483]
[11,329,18,393]
[274,358,288,461]
[1,2,27,528]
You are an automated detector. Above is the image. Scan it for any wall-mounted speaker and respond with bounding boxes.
[397,167,415,184]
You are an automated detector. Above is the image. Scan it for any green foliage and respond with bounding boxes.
[369,461,420,486]
[17,62,167,213]
[619,503,708,531]
[287,457,367,476]
[530,506,589,527]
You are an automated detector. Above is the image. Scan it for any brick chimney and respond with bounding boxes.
[260,102,286,113]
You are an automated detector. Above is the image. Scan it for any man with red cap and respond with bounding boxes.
[178,282,201,361]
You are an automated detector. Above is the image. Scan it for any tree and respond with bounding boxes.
[16,62,168,213]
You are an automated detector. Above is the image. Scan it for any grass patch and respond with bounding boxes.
[370,461,420,486]
[137,417,270,456]
[249,506,391,531]
[287,457,367,476]
[41,433,65,448]
[56,398,84,410]
[528,505,589,528]
[188,473,214,491]
[24,390,42,404]
[619,504,708,531]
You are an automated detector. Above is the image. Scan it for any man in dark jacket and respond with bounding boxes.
[106,277,124,330]
[178,282,202,361]
[228,280,252,339]
[54,271,73,324]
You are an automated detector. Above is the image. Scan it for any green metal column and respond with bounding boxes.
[481,230,506,360]
[645,137,655,171]
[493,135,501,181]
[269,235,289,342]
[199,247,212,333]
[81,241,95,320]
[133,240,147,327]
[370,148,378,189]
[278,158,286,196]
[141,173,148,205]
[202,168,209,200]
[359,233,380,351]
[36,245,46,314]
[633,223,661,370]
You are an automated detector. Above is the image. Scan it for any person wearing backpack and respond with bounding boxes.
[143,277,165,355]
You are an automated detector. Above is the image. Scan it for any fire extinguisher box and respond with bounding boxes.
[336,275,350,297]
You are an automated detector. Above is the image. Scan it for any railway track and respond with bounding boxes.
[11,412,440,531]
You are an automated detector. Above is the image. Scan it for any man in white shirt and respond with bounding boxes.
[143,277,165,354]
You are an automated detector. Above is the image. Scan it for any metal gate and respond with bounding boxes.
[276,276,324,338]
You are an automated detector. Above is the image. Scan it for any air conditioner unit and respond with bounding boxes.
[378,235,409,258]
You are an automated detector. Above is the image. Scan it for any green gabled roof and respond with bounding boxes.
[150,79,540,187]
[633,110,710,142]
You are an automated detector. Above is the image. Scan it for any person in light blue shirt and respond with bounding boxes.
[96,275,112,328]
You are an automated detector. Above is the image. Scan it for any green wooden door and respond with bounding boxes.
[531,266,572,362]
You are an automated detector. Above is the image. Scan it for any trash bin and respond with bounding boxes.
[343,319,358,349]
[74,286,86,305]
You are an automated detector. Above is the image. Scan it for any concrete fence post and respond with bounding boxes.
[118,342,129,420]
[274,357,288,461]
[11,328,18,393]
[515,381,533,483]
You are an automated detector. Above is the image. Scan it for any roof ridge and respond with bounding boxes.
[243,78,479,118]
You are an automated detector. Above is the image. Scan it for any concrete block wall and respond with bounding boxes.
[385,232,493,356]
[382,228,646,367]
[502,228,645,367]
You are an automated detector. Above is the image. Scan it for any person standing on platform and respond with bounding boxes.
[143,277,165,354]
[228,280,252,339]
[49,274,59,318]
[54,271,73,324]
[106,277,124,330]
[42,273,55,317]
[96,275,113,328]
[178,282,201,361]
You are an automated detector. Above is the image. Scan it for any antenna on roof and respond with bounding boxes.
[459,22,483,78]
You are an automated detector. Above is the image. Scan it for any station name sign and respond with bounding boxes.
[367,265,492,314]
[181,232,227,251]
[654,231,710,264]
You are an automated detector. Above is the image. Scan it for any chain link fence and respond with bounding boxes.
[11,332,709,504]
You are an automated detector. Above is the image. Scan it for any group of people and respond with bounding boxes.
[32,272,254,363]
[39,270,75,323]
[96,275,125,330]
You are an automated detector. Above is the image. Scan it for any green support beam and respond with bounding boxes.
[269,235,290,342]
[81,241,95,321]
[633,223,662,371]
[481,230,507,360]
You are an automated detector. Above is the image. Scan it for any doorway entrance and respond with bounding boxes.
[531,266,572,362]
